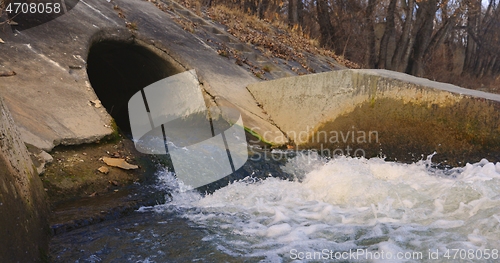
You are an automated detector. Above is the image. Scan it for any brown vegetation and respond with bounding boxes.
[178,0,500,93]
[176,0,360,70]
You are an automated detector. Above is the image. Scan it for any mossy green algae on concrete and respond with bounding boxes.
[247,69,500,165]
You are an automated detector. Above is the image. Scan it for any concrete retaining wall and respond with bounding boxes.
[0,97,50,262]
[248,69,500,164]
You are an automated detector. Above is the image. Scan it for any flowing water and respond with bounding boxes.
[51,151,500,262]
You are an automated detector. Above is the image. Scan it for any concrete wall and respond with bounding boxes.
[0,97,50,262]
[247,69,500,164]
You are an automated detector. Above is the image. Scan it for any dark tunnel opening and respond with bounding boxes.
[86,40,184,135]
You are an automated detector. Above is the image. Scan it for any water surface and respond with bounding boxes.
[51,152,500,262]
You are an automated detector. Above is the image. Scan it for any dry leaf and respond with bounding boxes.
[97,166,109,174]
[0,71,16,77]
[102,157,138,170]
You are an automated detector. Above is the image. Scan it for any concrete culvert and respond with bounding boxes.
[86,39,185,135]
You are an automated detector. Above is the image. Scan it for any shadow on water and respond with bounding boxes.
[50,210,264,262]
[49,145,293,262]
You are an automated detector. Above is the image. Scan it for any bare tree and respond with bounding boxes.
[316,0,335,48]
[407,0,439,76]
[391,0,415,72]
[206,0,500,88]
[288,0,304,26]
[378,0,397,69]
[365,0,378,68]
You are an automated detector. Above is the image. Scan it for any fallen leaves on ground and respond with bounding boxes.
[102,157,138,170]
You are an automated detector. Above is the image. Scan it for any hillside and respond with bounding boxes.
[169,0,500,93]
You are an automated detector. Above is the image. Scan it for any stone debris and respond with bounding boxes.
[89,99,102,108]
[0,71,16,77]
[102,157,138,170]
[97,166,109,174]
[27,146,54,175]
[109,180,119,186]
[38,150,54,163]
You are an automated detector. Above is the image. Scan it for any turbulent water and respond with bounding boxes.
[145,152,500,262]
[51,152,500,262]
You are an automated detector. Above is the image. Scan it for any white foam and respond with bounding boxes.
[153,154,500,261]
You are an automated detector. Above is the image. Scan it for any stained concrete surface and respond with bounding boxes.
[248,69,500,164]
[0,97,50,262]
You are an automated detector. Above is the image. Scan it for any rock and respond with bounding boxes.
[26,144,54,175]
[89,99,102,108]
[102,157,138,170]
[97,166,109,174]
[38,150,54,163]
[108,151,121,158]
[109,180,119,186]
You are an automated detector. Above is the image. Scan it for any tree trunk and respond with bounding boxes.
[365,0,377,68]
[297,0,304,25]
[463,0,481,73]
[378,0,397,69]
[288,0,304,26]
[289,0,299,25]
[428,0,467,59]
[392,0,415,72]
[408,0,438,76]
[257,0,267,19]
[316,0,335,48]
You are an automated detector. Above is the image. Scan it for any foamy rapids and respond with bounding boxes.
[143,153,500,262]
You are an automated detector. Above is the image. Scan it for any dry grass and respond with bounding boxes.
[424,47,500,93]
[125,21,138,31]
[177,0,360,70]
[177,0,201,12]
[208,5,314,60]
[162,0,499,93]
[173,17,196,32]
[426,69,500,93]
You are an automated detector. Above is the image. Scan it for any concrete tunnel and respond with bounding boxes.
[86,38,184,135]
